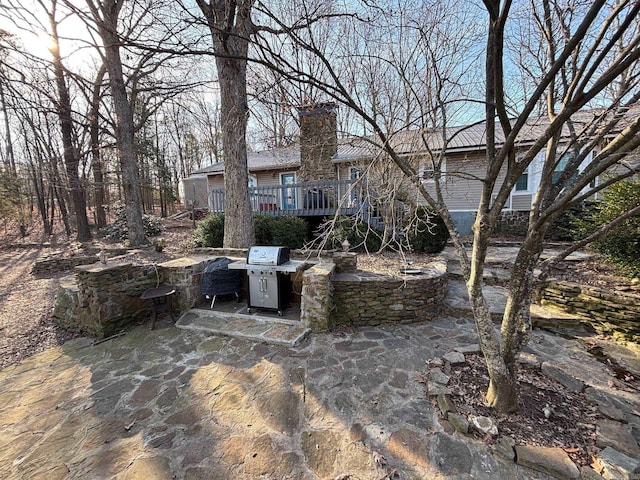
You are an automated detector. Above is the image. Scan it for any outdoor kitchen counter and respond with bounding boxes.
[227,259,307,273]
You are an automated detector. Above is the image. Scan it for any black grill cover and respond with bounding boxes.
[202,257,241,296]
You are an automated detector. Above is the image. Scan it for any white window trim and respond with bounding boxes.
[492,194,511,210]
[419,158,446,183]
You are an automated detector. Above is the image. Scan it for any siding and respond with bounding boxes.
[256,169,295,187]
[207,175,224,190]
[420,152,507,211]
[511,194,533,211]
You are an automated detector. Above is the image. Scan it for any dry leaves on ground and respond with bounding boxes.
[446,353,602,466]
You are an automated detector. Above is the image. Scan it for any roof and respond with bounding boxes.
[193,144,301,175]
[334,108,633,162]
[192,106,638,174]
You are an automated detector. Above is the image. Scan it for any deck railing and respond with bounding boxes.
[209,179,371,217]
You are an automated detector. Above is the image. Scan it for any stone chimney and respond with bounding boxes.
[297,103,338,182]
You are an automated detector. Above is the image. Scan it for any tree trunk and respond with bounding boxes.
[197,0,255,248]
[217,55,254,248]
[90,65,107,228]
[94,1,148,246]
[0,82,17,176]
[49,19,92,242]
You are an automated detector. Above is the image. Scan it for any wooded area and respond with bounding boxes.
[1,0,639,412]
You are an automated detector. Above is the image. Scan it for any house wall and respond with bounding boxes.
[207,174,224,191]
[181,175,209,209]
[255,169,292,187]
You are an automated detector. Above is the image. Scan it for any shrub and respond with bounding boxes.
[580,179,640,277]
[570,180,640,277]
[270,216,309,249]
[192,213,225,248]
[253,214,273,245]
[101,201,163,241]
[192,213,309,249]
[405,206,450,254]
[324,216,383,253]
[548,201,597,241]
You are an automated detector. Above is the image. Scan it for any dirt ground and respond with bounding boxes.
[0,217,193,369]
[0,246,78,369]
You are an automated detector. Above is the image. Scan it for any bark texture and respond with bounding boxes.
[87,0,148,246]
[197,0,255,248]
[49,15,92,242]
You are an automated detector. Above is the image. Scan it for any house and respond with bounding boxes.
[193,103,379,227]
[190,104,638,235]
[179,173,208,210]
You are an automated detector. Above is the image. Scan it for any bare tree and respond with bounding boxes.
[79,0,148,245]
[193,0,255,248]
[44,0,92,241]
[252,0,640,412]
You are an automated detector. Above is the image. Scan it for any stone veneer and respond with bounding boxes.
[297,103,338,183]
[535,280,640,342]
[300,262,335,332]
[330,261,448,327]
[53,255,238,338]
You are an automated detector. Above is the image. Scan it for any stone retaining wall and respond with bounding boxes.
[301,262,335,332]
[331,261,448,327]
[52,255,231,338]
[32,247,129,275]
[536,281,640,342]
[33,255,101,275]
[53,262,157,338]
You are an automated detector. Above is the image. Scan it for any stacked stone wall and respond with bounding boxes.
[536,281,640,342]
[32,248,129,275]
[53,255,232,338]
[330,262,448,327]
[300,262,335,332]
[53,262,157,338]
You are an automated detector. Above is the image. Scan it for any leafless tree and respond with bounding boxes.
[252,0,640,411]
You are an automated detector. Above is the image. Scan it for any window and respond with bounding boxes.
[248,175,257,188]
[553,152,579,187]
[515,167,529,191]
[420,159,445,182]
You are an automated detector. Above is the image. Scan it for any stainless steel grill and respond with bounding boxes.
[228,246,306,316]
[245,246,290,315]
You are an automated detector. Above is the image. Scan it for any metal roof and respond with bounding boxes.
[193,144,301,175]
[192,107,638,173]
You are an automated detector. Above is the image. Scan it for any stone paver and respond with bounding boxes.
[2,244,640,479]
[175,309,310,347]
[1,315,638,479]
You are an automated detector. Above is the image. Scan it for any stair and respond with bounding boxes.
[175,308,310,347]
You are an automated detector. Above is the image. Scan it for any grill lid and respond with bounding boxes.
[247,246,290,265]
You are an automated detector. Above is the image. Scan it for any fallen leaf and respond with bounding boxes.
[384,467,400,479]
[372,451,387,468]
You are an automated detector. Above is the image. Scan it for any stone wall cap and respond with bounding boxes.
[75,262,132,273]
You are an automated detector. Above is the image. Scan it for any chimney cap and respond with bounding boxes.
[297,102,338,116]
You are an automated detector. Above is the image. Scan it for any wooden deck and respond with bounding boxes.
[209,179,372,217]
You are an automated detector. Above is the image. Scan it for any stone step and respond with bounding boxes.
[445,280,586,324]
[175,309,310,347]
